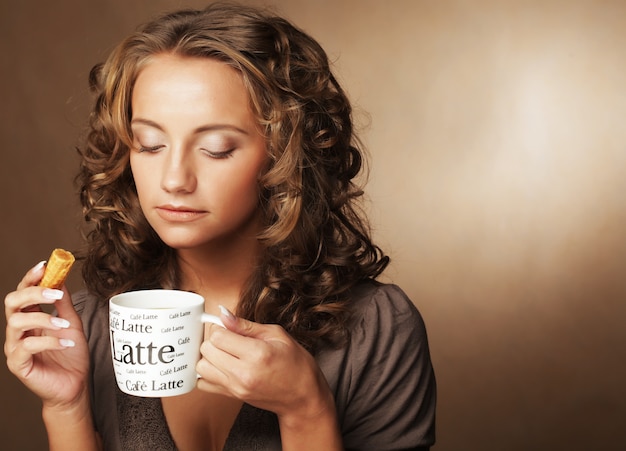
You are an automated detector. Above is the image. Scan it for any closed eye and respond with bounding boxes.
[201,148,236,159]
[138,144,164,153]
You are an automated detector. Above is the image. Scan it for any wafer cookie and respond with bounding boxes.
[40,248,75,289]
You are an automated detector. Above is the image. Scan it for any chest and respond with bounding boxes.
[161,390,243,451]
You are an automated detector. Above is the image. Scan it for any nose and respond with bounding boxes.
[160,149,197,194]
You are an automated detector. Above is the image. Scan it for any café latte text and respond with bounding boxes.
[110,330,175,365]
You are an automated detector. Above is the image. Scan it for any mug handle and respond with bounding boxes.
[201,313,225,328]
[197,313,225,380]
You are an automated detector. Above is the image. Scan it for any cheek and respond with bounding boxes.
[232,160,266,201]
[211,171,260,211]
[216,152,267,200]
[129,155,140,185]
[129,157,152,203]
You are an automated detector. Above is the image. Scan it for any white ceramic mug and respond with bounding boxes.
[109,289,224,397]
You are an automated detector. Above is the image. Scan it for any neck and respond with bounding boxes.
[176,236,260,316]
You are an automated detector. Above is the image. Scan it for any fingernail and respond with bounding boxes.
[51,317,70,329]
[33,261,46,273]
[59,338,75,348]
[219,305,236,320]
[42,289,64,301]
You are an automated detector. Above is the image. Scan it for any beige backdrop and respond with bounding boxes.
[2,1,625,450]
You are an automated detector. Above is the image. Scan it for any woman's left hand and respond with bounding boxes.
[196,308,339,436]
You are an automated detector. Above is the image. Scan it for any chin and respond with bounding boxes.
[153,230,205,250]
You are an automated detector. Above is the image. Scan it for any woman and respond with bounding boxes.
[4,3,436,450]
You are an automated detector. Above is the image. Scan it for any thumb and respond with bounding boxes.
[218,305,265,338]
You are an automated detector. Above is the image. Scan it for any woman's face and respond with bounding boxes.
[129,54,268,252]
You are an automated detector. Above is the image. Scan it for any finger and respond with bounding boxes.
[196,354,255,400]
[52,288,80,324]
[199,335,242,374]
[6,311,71,343]
[16,261,47,291]
[204,324,257,361]
[195,354,233,396]
[196,373,229,395]
[196,355,229,384]
[5,287,64,318]
[216,305,288,346]
[22,335,76,353]
[204,307,259,359]
[218,305,267,338]
[208,320,289,368]
[7,336,75,377]
[195,366,255,400]
[197,334,255,394]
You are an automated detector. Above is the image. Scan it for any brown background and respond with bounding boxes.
[2,1,625,450]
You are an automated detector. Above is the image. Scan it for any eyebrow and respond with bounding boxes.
[130,118,249,136]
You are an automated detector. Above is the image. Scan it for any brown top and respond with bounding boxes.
[75,281,436,450]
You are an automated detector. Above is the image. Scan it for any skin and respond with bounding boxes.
[4,54,342,451]
[4,264,99,450]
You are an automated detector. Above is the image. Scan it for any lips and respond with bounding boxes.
[155,204,207,222]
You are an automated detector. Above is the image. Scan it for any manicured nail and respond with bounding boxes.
[33,261,46,273]
[50,317,70,329]
[219,305,235,320]
[42,289,64,301]
[59,338,75,348]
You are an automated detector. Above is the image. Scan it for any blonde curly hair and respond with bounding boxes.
[77,2,388,352]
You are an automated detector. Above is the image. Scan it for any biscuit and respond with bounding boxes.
[40,248,75,289]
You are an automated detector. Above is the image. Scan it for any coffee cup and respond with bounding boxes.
[109,289,224,397]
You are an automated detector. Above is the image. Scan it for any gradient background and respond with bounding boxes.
[2,1,625,450]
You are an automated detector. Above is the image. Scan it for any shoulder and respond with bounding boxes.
[348,281,423,318]
[346,281,429,343]
[72,289,109,342]
[319,281,437,449]
[72,289,100,316]
[342,281,433,368]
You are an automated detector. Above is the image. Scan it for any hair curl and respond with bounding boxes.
[76,2,388,352]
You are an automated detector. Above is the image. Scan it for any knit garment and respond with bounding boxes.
[75,281,436,450]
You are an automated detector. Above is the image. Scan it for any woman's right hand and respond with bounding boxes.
[4,261,90,410]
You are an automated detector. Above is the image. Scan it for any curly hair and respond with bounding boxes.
[77,2,389,352]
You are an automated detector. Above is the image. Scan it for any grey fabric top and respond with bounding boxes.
[75,281,436,450]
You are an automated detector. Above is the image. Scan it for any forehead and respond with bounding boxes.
[134,53,246,96]
[131,54,253,126]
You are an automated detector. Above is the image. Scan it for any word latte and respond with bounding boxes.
[110,330,176,365]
